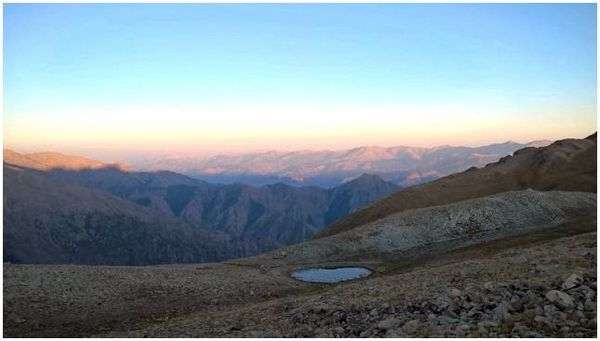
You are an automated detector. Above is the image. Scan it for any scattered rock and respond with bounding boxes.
[508,296,524,312]
[384,329,401,338]
[483,282,495,291]
[333,326,345,336]
[4,219,597,338]
[8,314,26,324]
[562,274,584,290]
[546,290,575,309]
[492,302,509,321]
[403,319,420,334]
[377,317,401,330]
[584,298,595,311]
[449,288,462,298]
[526,331,544,338]
[455,324,470,337]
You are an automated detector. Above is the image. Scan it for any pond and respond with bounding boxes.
[291,267,372,283]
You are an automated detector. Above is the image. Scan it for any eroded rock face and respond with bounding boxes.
[276,190,596,263]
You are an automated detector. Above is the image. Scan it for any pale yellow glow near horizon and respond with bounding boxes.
[4,101,597,156]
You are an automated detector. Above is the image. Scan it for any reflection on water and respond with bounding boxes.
[291,267,372,283]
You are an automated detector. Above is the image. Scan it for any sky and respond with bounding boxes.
[3,3,597,158]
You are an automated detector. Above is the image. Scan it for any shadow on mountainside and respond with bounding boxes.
[3,159,399,265]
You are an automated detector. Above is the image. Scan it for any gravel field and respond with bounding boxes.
[4,221,596,337]
[101,231,597,337]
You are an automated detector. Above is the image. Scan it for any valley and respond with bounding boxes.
[2,137,561,266]
[4,3,596,338]
[3,155,398,264]
[3,133,597,337]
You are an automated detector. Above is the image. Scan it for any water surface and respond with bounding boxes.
[291,267,372,283]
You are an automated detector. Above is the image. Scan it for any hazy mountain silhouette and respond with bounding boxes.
[131,140,552,188]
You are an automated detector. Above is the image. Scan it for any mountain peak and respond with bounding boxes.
[349,173,385,184]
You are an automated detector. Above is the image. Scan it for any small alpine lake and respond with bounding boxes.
[291,267,372,283]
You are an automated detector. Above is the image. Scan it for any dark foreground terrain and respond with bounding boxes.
[4,221,596,337]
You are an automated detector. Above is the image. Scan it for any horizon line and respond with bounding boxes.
[5,133,589,163]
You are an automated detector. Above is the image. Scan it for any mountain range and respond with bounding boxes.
[245,133,597,264]
[4,134,597,338]
[4,135,585,267]
[3,150,398,264]
[316,133,596,239]
[129,140,552,187]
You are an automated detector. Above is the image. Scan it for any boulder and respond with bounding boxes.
[546,290,575,309]
[562,274,584,290]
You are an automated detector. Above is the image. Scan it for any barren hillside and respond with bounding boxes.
[317,134,596,239]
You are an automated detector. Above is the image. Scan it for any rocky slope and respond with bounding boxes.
[264,190,596,264]
[317,134,596,239]
[4,228,595,337]
[3,164,232,265]
[115,232,597,338]
[4,152,399,263]
[132,140,552,187]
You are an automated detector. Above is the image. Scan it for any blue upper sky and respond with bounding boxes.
[4,4,597,156]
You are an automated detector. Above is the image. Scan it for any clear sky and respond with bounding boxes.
[4,3,597,158]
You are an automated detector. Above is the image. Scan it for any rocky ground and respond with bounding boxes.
[263,190,596,264]
[4,222,596,337]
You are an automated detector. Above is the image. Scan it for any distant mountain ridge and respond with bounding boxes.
[4,149,128,171]
[316,133,596,239]
[129,140,553,187]
[4,150,399,264]
[3,134,575,266]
